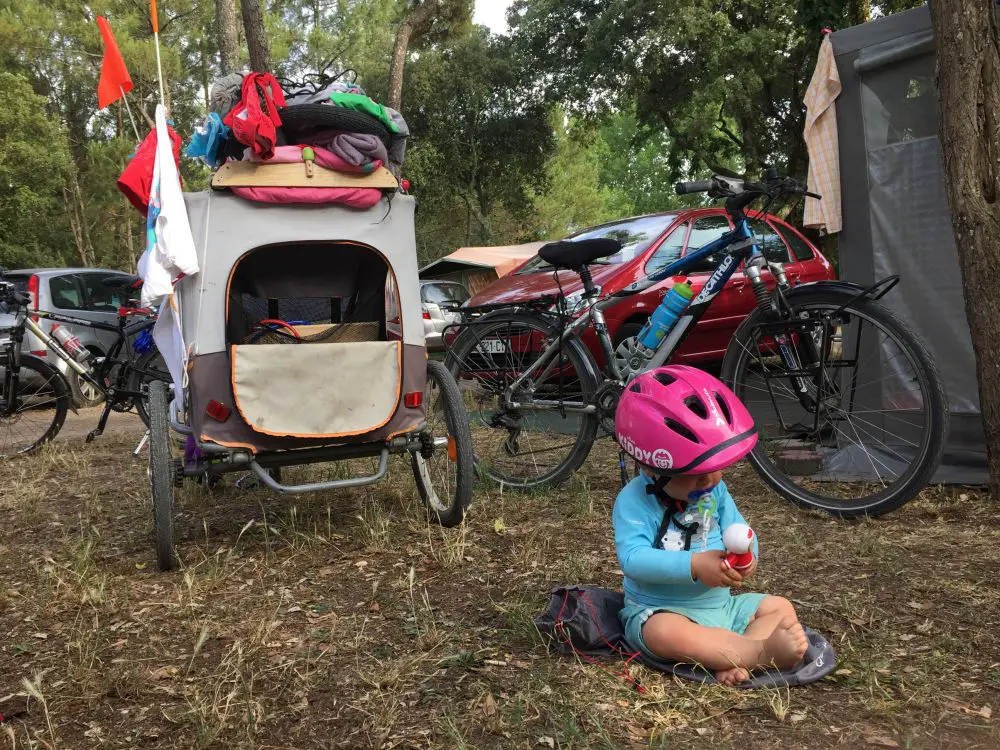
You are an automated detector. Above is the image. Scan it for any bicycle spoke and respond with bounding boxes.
[728,296,943,515]
[449,314,597,488]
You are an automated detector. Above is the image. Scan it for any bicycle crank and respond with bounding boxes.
[595,381,624,436]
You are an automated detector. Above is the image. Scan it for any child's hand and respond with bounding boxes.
[740,557,758,579]
[691,551,744,588]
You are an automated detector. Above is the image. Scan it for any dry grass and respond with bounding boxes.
[0,425,997,749]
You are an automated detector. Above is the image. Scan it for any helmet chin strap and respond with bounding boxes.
[646,476,699,551]
[646,475,690,510]
[647,476,709,552]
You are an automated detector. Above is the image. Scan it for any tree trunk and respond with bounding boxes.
[387,0,440,111]
[216,0,241,74]
[461,190,493,245]
[738,112,761,178]
[930,0,1000,499]
[847,0,870,26]
[64,169,94,268]
[241,0,271,74]
[200,34,211,113]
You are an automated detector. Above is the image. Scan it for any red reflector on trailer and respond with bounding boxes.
[30,350,47,357]
[206,400,231,422]
[404,391,423,408]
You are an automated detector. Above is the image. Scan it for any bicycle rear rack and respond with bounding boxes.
[833,275,900,314]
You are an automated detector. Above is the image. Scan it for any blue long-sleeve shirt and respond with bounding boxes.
[613,474,758,610]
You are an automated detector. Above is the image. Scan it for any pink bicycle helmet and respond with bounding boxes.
[615,365,757,475]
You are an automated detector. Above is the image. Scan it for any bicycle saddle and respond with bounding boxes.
[538,238,621,269]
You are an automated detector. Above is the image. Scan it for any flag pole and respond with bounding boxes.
[150,0,165,108]
[120,86,141,142]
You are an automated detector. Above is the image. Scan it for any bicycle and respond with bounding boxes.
[0,270,170,457]
[445,170,948,517]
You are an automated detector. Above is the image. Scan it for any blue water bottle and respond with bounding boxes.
[637,280,694,349]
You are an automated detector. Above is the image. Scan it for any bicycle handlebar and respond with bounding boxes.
[673,171,822,203]
[675,179,716,195]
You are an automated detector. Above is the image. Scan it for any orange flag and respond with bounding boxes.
[96,17,133,109]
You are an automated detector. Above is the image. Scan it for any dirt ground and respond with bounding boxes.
[54,408,145,443]
[0,416,997,749]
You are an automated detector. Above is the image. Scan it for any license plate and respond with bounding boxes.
[477,338,507,355]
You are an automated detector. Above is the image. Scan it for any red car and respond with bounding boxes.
[463,208,836,365]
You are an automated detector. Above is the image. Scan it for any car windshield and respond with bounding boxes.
[517,214,679,273]
[421,283,469,306]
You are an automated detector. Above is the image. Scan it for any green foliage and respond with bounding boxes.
[595,110,690,216]
[0,0,925,275]
[0,72,72,268]
[403,28,553,260]
[509,0,924,181]
[529,109,619,240]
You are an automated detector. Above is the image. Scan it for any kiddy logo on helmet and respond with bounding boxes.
[617,433,674,469]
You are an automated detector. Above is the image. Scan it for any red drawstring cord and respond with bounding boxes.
[554,590,647,694]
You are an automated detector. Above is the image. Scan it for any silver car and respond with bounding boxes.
[420,280,470,351]
[3,268,137,407]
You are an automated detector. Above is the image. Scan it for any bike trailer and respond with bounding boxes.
[141,190,473,571]
[176,191,426,450]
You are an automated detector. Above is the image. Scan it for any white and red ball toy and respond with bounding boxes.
[722,523,755,571]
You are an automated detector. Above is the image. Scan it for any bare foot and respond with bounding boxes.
[760,617,808,669]
[715,666,750,686]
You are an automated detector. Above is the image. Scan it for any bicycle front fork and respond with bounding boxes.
[1,350,19,417]
[745,257,812,398]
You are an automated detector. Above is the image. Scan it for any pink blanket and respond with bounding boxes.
[230,185,382,208]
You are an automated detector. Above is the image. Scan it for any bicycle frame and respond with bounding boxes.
[501,218,762,413]
[6,305,161,434]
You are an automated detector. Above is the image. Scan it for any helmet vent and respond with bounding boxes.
[664,417,700,443]
[714,393,732,425]
[683,396,708,419]
[630,382,642,393]
[653,371,676,387]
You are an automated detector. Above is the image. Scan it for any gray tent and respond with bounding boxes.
[830,5,987,484]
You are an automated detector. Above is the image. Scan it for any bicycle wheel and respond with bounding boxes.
[411,360,474,527]
[147,380,177,571]
[722,286,947,517]
[130,350,172,427]
[0,354,70,459]
[445,311,600,490]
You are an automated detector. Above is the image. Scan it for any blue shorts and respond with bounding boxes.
[619,593,768,661]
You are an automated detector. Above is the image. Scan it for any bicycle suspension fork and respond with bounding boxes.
[744,256,811,398]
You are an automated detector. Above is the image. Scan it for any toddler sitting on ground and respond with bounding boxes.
[614,366,808,685]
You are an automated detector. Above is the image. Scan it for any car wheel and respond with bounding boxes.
[613,321,644,348]
[69,367,105,408]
